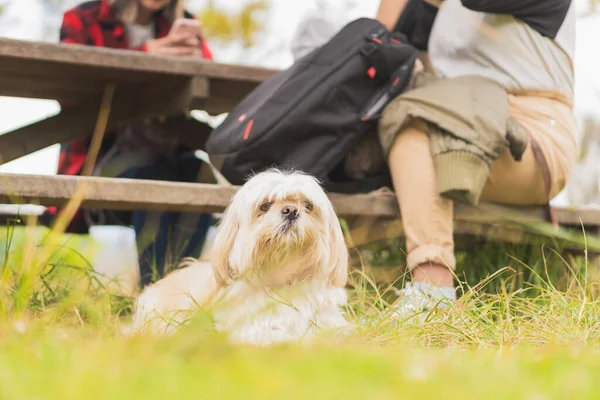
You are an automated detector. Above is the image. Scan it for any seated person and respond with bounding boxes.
[375,0,578,317]
[42,0,214,287]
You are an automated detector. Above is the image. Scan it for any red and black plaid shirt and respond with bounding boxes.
[46,0,213,232]
[57,0,212,177]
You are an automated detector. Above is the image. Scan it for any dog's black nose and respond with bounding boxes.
[281,205,299,220]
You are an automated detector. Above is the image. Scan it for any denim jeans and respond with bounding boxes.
[118,152,212,287]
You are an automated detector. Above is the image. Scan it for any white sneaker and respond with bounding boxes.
[389,282,456,322]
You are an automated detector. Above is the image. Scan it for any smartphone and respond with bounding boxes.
[169,18,212,59]
[170,18,202,39]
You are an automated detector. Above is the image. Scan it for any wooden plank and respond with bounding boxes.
[1,174,599,227]
[0,173,236,214]
[0,39,276,80]
[336,192,600,226]
[192,79,264,115]
[0,38,276,102]
[0,77,208,165]
[346,212,600,251]
[328,189,400,218]
[0,73,104,102]
[346,217,571,249]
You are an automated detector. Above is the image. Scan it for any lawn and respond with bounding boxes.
[1,327,599,400]
[1,220,600,399]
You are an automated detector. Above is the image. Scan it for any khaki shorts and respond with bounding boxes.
[379,73,578,200]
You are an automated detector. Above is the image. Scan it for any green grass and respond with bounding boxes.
[1,219,600,399]
[2,328,600,400]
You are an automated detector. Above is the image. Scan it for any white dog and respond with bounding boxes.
[129,169,350,346]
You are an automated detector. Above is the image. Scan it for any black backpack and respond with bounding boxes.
[205,18,419,193]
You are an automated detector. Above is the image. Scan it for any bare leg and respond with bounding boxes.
[412,263,454,288]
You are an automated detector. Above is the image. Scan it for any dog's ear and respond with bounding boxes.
[326,208,349,288]
[210,206,240,286]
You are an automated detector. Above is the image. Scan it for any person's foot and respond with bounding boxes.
[389,281,456,322]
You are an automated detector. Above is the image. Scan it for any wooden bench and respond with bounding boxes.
[1,38,599,262]
[1,173,598,249]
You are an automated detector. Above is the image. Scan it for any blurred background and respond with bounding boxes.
[0,0,599,206]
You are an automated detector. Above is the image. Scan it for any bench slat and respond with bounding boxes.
[0,173,598,226]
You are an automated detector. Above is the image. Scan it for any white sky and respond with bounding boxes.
[0,0,599,205]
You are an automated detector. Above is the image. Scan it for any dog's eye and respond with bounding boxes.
[304,201,314,212]
[259,202,272,212]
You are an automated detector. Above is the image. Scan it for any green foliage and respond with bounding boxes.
[1,207,600,399]
[0,222,131,322]
[3,331,600,399]
[198,1,268,48]
[1,233,600,398]
[360,229,597,297]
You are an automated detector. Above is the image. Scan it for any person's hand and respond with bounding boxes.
[144,33,200,56]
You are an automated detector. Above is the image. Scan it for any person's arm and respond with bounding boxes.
[377,0,441,51]
[377,0,442,31]
[183,11,214,60]
[377,0,441,73]
[140,34,199,56]
[376,0,410,31]
[460,0,571,39]
[141,14,213,58]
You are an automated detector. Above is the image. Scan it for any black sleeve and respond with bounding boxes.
[392,0,439,51]
[460,0,572,39]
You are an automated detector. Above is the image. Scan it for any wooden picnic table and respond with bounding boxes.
[0,38,599,253]
[0,37,277,165]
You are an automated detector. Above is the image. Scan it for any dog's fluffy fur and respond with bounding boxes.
[129,169,350,345]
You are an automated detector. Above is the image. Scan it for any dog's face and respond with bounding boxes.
[211,170,348,288]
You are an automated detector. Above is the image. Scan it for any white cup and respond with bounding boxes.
[89,225,140,296]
